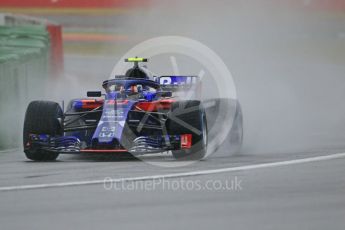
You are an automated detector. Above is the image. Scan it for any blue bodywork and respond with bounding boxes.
[93,79,161,146]
[156,76,199,86]
[28,78,187,154]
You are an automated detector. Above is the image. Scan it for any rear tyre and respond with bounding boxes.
[229,101,243,154]
[168,101,208,160]
[23,101,63,161]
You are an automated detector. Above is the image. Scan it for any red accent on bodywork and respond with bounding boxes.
[80,149,127,153]
[81,99,104,109]
[106,100,129,105]
[181,134,192,149]
[135,99,176,112]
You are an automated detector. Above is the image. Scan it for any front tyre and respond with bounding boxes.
[23,101,63,161]
[168,101,208,161]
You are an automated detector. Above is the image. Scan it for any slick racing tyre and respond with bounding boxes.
[23,101,63,161]
[229,101,243,154]
[168,100,208,160]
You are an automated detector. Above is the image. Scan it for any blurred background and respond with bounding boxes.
[0,0,345,155]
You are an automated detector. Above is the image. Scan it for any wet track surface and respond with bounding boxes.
[0,147,345,230]
[2,44,345,230]
[2,1,345,229]
[0,147,336,188]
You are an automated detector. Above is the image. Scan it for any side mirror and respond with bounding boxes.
[87,91,102,97]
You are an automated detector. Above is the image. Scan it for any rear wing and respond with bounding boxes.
[155,76,201,91]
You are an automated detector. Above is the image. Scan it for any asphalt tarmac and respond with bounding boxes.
[0,147,344,230]
[1,1,345,229]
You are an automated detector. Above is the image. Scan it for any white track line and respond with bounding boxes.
[1,152,345,192]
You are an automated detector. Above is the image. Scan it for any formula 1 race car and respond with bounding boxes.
[23,58,209,161]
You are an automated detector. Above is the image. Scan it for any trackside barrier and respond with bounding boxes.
[46,24,63,75]
[0,24,50,149]
[0,13,64,76]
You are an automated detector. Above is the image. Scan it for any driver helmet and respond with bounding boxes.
[130,85,138,93]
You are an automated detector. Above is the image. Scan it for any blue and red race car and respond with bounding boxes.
[23,58,208,161]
